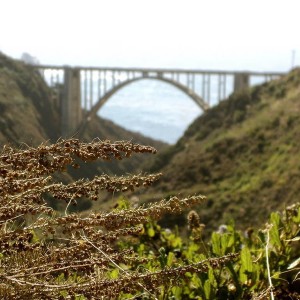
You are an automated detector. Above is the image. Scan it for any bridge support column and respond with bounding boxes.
[234,73,249,92]
[62,68,82,137]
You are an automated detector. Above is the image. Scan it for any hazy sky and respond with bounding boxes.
[1,0,299,72]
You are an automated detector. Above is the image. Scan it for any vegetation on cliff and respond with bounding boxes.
[144,68,300,233]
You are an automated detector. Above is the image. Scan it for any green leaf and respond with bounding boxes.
[167,251,175,267]
[190,273,201,289]
[227,233,235,249]
[208,268,217,288]
[272,271,281,279]
[59,291,68,298]
[184,243,200,261]
[159,247,168,269]
[211,232,221,256]
[171,286,183,299]
[240,247,253,283]
[56,273,65,283]
[221,234,231,254]
[269,212,282,247]
[241,247,253,273]
[203,279,211,299]
[170,236,182,248]
[109,268,119,279]
[147,226,155,237]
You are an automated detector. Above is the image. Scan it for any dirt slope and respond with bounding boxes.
[0,52,166,177]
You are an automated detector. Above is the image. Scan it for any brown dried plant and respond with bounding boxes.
[0,138,233,299]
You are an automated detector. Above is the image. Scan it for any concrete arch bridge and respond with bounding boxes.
[36,65,285,136]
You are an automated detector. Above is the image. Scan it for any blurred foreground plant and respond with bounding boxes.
[0,139,213,299]
[0,139,298,299]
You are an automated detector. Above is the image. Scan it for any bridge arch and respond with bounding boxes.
[36,65,286,136]
[81,76,209,131]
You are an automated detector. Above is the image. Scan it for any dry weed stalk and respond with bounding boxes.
[0,139,233,299]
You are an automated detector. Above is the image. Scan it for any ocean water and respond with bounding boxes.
[98,79,202,144]
[97,75,273,144]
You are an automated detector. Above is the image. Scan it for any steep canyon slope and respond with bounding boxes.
[0,53,166,178]
[145,68,300,231]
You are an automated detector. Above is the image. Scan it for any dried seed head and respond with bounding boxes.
[187,210,201,230]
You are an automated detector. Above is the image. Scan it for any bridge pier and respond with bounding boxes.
[234,73,250,92]
[61,68,82,137]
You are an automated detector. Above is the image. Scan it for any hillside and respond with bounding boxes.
[3,51,300,231]
[144,68,300,232]
[0,52,166,178]
[0,53,60,144]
